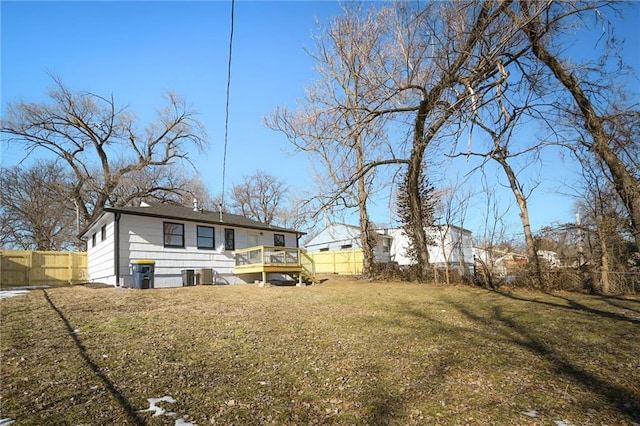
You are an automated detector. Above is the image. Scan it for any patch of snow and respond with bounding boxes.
[522,410,538,418]
[138,395,195,425]
[0,419,15,426]
[138,395,177,417]
[0,290,29,299]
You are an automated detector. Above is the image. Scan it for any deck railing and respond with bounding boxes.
[234,246,316,284]
[234,246,301,268]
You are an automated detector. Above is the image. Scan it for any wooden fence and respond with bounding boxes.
[0,250,87,288]
[306,249,363,275]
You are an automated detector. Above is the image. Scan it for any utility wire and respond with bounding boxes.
[221,0,235,208]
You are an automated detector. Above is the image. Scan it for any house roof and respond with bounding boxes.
[80,202,302,238]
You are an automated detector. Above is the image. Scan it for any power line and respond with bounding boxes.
[221,0,235,207]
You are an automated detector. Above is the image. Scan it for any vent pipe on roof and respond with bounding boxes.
[219,203,223,222]
[193,198,199,212]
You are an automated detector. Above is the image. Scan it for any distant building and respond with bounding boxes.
[305,223,474,271]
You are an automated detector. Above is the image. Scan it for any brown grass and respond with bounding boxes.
[1,276,639,425]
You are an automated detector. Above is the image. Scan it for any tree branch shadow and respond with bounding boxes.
[42,290,146,425]
[492,289,640,323]
[450,300,640,422]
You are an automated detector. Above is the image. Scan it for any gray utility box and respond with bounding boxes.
[182,269,195,286]
[131,260,155,289]
[196,268,214,285]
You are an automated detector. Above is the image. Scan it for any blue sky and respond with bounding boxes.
[1,1,639,240]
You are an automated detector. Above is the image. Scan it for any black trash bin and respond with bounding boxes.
[181,269,195,286]
[131,260,155,289]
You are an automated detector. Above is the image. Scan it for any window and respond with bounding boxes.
[224,228,235,250]
[341,244,353,250]
[197,226,215,249]
[163,222,184,248]
[381,239,390,253]
[91,233,96,247]
[101,225,107,241]
[319,247,329,252]
[274,234,285,247]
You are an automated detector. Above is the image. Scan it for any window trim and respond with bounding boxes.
[163,222,185,248]
[101,224,107,241]
[197,225,215,250]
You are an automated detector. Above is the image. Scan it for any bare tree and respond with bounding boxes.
[0,161,78,250]
[270,1,519,279]
[506,0,640,250]
[435,184,474,285]
[268,4,394,277]
[1,77,207,227]
[228,171,287,226]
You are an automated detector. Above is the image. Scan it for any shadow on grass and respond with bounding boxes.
[449,300,640,422]
[492,289,640,324]
[42,290,146,425]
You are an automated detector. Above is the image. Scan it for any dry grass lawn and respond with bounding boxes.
[1,276,639,425]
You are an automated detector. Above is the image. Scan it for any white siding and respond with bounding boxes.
[117,215,299,288]
[388,226,474,270]
[87,215,117,285]
[305,224,392,263]
[305,224,361,252]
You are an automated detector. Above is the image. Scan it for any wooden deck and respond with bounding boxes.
[233,246,315,285]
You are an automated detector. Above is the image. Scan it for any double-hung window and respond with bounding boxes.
[163,222,184,248]
[197,226,215,250]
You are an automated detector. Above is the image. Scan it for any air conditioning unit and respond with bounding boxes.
[196,268,214,285]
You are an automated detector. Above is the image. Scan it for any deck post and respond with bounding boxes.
[262,271,266,285]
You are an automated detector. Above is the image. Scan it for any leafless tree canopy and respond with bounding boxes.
[229,171,287,226]
[1,77,208,230]
[0,161,78,251]
[269,0,638,285]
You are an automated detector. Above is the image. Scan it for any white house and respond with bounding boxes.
[304,223,392,263]
[382,225,475,271]
[305,223,474,271]
[79,202,304,288]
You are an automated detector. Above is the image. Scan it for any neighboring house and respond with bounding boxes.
[381,225,475,271]
[537,250,563,267]
[79,202,305,288]
[493,252,529,276]
[304,223,474,271]
[304,223,392,263]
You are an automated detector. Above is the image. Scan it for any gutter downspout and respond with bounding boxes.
[114,212,121,286]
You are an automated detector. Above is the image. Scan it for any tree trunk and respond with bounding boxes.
[599,224,612,294]
[407,100,431,279]
[494,154,544,288]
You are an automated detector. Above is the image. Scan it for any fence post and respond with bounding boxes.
[28,250,34,286]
